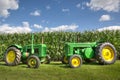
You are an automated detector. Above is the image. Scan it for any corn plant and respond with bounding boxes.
[0,30,120,60]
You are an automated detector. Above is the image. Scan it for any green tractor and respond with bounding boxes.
[61,42,117,68]
[4,34,50,68]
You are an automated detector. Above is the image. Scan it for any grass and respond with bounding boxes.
[0,61,120,80]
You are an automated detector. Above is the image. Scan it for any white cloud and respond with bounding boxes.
[76,3,81,8]
[33,24,43,29]
[43,27,49,32]
[46,5,51,10]
[42,24,78,32]
[22,22,29,27]
[87,0,120,12]
[98,26,120,31]
[41,20,49,24]
[62,8,70,12]
[0,0,19,18]
[30,10,40,16]
[99,15,111,22]
[0,22,32,33]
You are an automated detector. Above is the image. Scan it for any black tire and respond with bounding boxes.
[96,42,117,65]
[4,47,21,66]
[43,54,51,64]
[69,54,82,68]
[61,55,68,64]
[27,55,40,68]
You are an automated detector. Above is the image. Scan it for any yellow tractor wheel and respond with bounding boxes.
[69,54,82,68]
[4,47,21,66]
[96,42,117,64]
[61,55,68,64]
[27,55,40,68]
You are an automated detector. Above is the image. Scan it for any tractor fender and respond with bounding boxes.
[8,44,22,50]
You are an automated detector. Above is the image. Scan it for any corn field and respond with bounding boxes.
[0,30,120,61]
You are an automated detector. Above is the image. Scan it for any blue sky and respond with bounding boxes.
[0,0,120,33]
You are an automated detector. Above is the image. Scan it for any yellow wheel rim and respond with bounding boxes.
[71,57,80,67]
[7,50,16,63]
[28,58,36,67]
[102,46,114,61]
[63,56,68,63]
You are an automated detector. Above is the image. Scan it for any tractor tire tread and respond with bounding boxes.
[4,47,21,66]
[95,42,117,65]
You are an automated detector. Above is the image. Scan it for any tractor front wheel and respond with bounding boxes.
[96,42,117,65]
[27,55,40,68]
[4,47,21,66]
[69,54,82,68]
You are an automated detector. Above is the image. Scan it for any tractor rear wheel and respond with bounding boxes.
[69,54,82,68]
[96,42,117,65]
[27,55,40,68]
[43,54,51,64]
[61,55,68,64]
[4,47,21,66]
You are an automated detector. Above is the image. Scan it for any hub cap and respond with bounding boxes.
[71,57,80,67]
[28,58,37,67]
[102,46,114,61]
[7,50,16,63]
